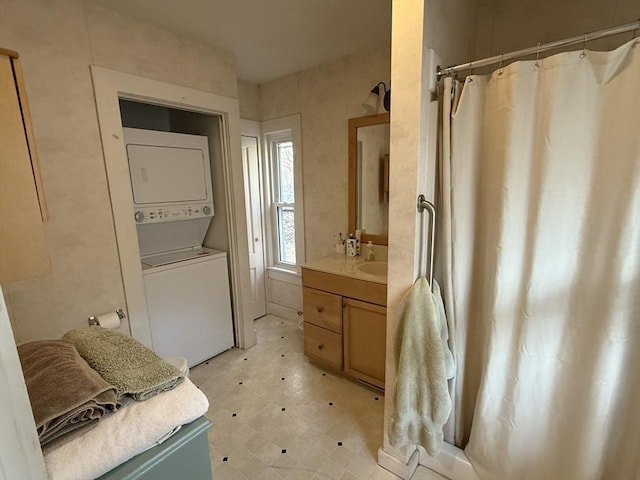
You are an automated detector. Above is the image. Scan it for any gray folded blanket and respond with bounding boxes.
[17,340,119,453]
[62,327,184,401]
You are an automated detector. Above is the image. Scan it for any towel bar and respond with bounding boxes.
[417,194,436,291]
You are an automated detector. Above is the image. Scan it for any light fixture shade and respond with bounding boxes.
[362,92,379,112]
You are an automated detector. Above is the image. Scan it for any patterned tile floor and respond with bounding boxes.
[190,315,448,480]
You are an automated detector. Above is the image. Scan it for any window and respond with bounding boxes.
[272,140,296,264]
[263,115,304,271]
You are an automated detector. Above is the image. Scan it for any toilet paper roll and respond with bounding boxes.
[95,312,121,329]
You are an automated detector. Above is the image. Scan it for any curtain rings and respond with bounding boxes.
[535,43,541,69]
[633,27,639,48]
[580,34,588,58]
[498,54,505,76]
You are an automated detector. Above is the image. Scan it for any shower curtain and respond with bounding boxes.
[438,38,640,479]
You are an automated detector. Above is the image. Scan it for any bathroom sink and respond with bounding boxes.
[357,261,387,276]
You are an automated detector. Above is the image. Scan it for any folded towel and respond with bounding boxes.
[44,378,209,480]
[62,327,184,401]
[17,340,119,453]
[389,277,453,456]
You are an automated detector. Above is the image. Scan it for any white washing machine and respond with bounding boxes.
[142,247,234,367]
[123,128,234,367]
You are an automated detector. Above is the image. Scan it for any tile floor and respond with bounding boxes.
[190,315,448,480]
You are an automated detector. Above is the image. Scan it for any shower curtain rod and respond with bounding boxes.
[436,20,640,80]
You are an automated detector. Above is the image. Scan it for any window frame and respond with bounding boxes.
[270,135,295,266]
[262,115,304,273]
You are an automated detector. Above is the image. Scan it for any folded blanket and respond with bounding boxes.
[17,340,119,453]
[62,327,184,401]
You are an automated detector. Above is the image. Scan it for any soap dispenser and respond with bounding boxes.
[365,241,375,261]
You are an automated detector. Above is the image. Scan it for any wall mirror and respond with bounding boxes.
[348,113,390,246]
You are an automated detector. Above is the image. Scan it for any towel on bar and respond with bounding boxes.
[433,280,455,380]
[389,277,454,456]
[17,340,119,453]
[62,327,184,401]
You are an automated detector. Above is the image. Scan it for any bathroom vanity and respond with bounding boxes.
[300,112,391,390]
[301,254,387,390]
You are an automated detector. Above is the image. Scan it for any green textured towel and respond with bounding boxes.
[63,327,184,401]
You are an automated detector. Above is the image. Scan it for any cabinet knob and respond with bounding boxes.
[318,344,324,350]
[316,306,323,313]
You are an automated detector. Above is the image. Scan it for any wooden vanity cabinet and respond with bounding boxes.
[301,267,386,390]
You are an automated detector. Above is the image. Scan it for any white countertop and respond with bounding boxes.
[301,253,387,285]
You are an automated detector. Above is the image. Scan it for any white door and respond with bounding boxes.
[241,131,267,319]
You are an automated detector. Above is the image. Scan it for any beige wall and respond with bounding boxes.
[259,45,390,321]
[475,0,640,59]
[380,0,479,470]
[268,277,302,313]
[424,0,479,66]
[260,44,392,262]
[0,0,237,343]
[238,80,261,121]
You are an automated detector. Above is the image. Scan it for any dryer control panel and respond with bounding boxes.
[133,202,214,224]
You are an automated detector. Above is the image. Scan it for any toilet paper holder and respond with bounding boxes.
[88,308,126,326]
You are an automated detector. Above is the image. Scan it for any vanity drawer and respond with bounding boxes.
[302,268,387,306]
[304,322,342,371]
[303,287,342,333]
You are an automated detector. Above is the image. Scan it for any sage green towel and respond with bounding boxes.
[17,340,119,453]
[389,277,453,456]
[63,327,184,401]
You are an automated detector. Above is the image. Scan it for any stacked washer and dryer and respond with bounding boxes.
[124,127,234,367]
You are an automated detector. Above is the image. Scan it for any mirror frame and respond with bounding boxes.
[348,112,390,246]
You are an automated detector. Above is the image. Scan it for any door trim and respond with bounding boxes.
[91,66,256,349]
[240,119,267,319]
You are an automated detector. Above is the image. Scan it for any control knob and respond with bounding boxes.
[202,205,212,216]
[134,211,145,223]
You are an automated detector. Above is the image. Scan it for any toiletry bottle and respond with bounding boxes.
[346,238,358,257]
[365,241,375,261]
[355,230,362,255]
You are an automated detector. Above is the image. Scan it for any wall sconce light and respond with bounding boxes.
[362,81,391,113]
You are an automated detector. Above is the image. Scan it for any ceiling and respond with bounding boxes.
[92,0,392,84]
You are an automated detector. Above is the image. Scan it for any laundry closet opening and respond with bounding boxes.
[118,99,236,367]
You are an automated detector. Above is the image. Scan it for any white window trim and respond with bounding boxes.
[262,114,305,274]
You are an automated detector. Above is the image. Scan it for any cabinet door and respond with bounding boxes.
[343,298,386,389]
[0,53,50,283]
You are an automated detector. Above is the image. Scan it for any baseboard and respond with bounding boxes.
[377,447,419,480]
[418,442,478,480]
[267,303,302,324]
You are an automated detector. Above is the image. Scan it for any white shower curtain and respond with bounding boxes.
[438,38,640,479]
